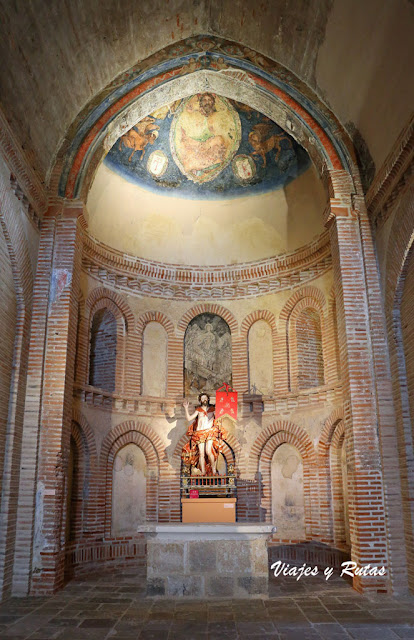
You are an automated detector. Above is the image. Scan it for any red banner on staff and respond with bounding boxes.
[215,384,238,420]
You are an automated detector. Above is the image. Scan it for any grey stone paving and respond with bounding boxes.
[0,567,413,639]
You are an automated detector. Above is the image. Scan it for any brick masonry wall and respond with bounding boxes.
[0,153,38,601]
[59,265,350,579]
[379,183,414,592]
[400,250,414,447]
[0,224,17,498]
[89,308,117,391]
[296,308,324,390]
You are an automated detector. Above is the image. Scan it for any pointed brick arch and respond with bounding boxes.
[318,407,345,454]
[71,409,97,460]
[136,311,175,337]
[52,37,357,202]
[279,286,327,324]
[85,286,135,329]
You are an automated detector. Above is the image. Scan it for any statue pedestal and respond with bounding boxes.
[181,498,236,523]
[138,523,274,598]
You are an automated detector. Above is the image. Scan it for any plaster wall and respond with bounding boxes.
[248,319,273,395]
[86,164,325,264]
[142,322,168,396]
[112,443,147,535]
[271,443,305,538]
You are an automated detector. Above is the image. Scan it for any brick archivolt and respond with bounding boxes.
[177,304,238,336]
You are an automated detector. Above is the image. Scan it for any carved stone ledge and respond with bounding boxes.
[73,382,342,416]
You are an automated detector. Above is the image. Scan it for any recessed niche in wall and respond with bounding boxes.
[248,319,273,395]
[112,444,146,535]
[271,443,305,538]
[142,321,168,397]
[184,312,232,396]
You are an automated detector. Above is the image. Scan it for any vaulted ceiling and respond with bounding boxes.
[0,0,413,193]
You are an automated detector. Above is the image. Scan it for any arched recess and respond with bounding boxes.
[330,422,350,550]
[318,408,347,547]
[0,218,18,499]
[70,410,98,534]
[45,36,402,593]
[178,304,239,395]
[241,310,277,396]
[294,305,325,390]
[249,421,317,537]
[66,422,90,543]
[100,421,165,535]
[81,288,135,394]
[89,308,117,391]
[136,311,176,398]
[111,443,147,535]
[271,443,305,539]
[277,286,328,394]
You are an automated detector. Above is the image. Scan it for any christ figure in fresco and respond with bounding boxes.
[182,393,227,476]
[178,94,232,177]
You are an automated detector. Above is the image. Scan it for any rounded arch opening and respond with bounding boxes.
[184,312,232,397]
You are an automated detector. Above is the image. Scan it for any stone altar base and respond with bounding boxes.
[140,523,274,598]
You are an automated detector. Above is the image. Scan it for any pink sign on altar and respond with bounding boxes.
[189,489,199,499]
[215,384,238,420]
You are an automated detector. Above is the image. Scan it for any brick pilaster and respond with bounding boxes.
[328,198,401,592]
[12,200,83,596]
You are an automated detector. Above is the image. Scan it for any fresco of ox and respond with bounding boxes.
[105,93,311,199]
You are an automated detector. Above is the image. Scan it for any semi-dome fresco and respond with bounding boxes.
[104,93,310,199]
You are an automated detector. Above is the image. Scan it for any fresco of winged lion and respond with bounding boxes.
[248,122,292,168]
[119,117,160,162]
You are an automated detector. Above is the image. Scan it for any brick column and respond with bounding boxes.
[328,196,404,592]
[12,200,83,595]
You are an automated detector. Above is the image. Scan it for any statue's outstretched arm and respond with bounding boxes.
[183,401,198,422]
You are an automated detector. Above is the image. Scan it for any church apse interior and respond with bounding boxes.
[0,0,414,632]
